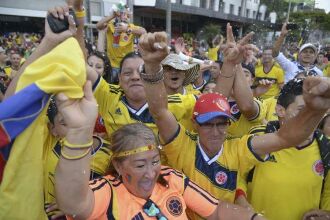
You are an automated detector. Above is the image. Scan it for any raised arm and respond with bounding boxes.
[232,63,259,120]
[251,77,330,156]
[272,23,288,58]
[213,24,254,98]
[5,5,77,99]
[55,81,98,219]
[139,32,178,143]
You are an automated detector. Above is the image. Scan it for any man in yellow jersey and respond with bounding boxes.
[96,2,146,83]
[139,28,330,220]
[207,34,223,61]
[255,47,284,100]
[5,51,22,78]
[238,79,330,220]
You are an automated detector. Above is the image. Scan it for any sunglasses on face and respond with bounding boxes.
[143,199,167,220]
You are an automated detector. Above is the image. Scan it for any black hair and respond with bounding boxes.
[88,51,113,83]
[277,78,304,109]
[241,63,255,77]
[47,97,57,124]
[119,52,142,74]
[318,113,330,131]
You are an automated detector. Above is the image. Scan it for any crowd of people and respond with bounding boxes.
[0,0,330,220]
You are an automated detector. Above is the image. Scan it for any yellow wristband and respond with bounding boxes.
[61,147,91,160]
[62,138,93,149]
[75,9,86,18]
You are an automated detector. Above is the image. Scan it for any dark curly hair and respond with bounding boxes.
[277,78,304,109]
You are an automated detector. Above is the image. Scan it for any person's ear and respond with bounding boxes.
[112,160,122,176]
[275,104,286,118]
[48,123,57,137]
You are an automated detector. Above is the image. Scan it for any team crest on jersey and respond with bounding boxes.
[215,171,228,185]
[166,196,183,216]
[313,160,324,176]
[230,103,239,115]
[123,35,129,42]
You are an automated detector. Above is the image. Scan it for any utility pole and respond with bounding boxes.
[239,0,247,37]
[127,0,134,23]
[166,0,172,40]
[286,0,292,21]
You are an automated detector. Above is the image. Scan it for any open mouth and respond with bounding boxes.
[171,77,179,81]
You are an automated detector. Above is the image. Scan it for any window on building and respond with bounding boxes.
[230,4,235,14]
[246,9,250,18]
[238,6,241,16]
[253,11,256,18]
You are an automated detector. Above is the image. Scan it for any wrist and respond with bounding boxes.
[143,63,162,75]
[65,127,94,144]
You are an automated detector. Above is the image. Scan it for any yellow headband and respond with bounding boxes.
[113,144,158,158]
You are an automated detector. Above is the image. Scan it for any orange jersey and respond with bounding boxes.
[84,167,218,220]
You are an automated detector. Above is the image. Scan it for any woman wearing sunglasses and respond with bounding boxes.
[54,82,264,220]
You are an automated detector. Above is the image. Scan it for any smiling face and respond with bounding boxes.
[114,149,161,199]
[299,48,317,66]
[163,65,185,95]
[119,56,146,102]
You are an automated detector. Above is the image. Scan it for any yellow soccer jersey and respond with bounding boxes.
[106,21,139,68]
[4,66,12,77]
[261,97,278,122]
[207,46,220,61]
[185,84,202,96]
[43,135,111,218]
[255,64,284,99]
[163,124,265,220]
[226,98,266,139]
[246,124,325,220]
[324,64,330,77]
[94,78,197,136]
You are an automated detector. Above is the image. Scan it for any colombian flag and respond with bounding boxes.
[0,37,86,219]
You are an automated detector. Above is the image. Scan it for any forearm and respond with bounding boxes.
[75,17,87,59]
[278,107,327,147]
[233,66,258,119]
[214,61,237,98]
[208,202,262,220]
[272,34,286,57]
[4,38,57,99]
[96,16,114,30]
[55,129,94,218]
[97,30,106,52]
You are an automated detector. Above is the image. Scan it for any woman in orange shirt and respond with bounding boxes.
[54,81,264,220]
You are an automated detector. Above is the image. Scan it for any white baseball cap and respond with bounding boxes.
[299,43,317,54]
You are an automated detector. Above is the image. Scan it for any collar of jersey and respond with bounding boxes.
[197,137,223,165]
[122,97,149,116]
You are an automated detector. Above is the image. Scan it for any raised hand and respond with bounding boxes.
[303,77,330,110]
[45,5,77,46]
[280,22,289,37]
[55,81,98,135]
[222,23,254,65]
[174,37,185,54]
[139,32,170,73]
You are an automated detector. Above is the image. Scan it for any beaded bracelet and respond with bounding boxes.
[61,147,91,160]
[140,65,164,84]
[75,8,86,18]
[62,138,93,149]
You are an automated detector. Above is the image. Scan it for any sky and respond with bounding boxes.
[315,0,330,13]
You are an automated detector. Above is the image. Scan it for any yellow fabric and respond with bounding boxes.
[185,84,202,96]
[164,124,263,220]
[113,144,156,158]
[247,140,324,220]
[106,21,138,68]
[44,135,111,218]
[0,38,85,219]
[262,97,278,122]
[4,66,11,76]
[323,64,330,77]
[226,98,266,139]
[207,46,220,61]
[93,78,196,136]
[255,64,284,99]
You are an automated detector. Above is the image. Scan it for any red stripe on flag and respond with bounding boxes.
[0,124,10,148]
[0,153,5,183]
